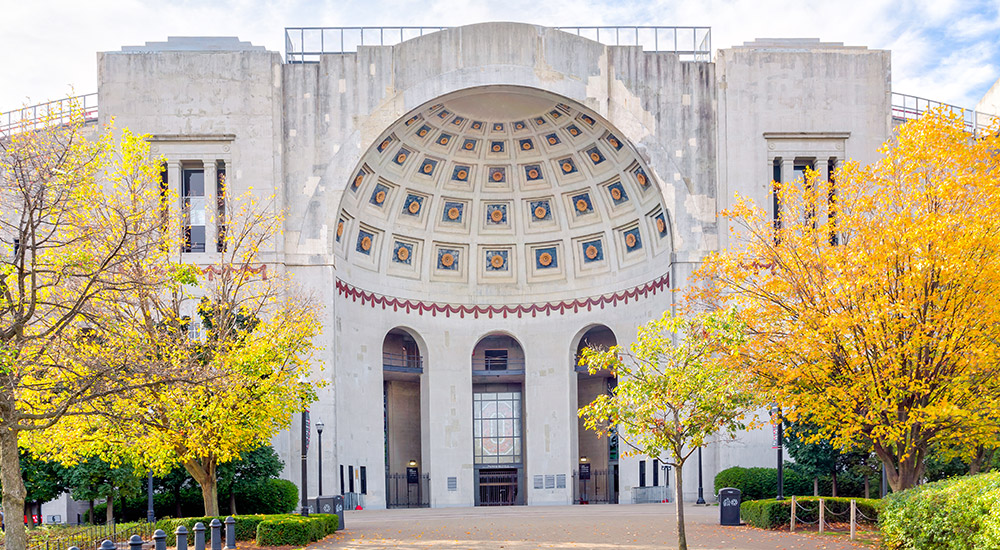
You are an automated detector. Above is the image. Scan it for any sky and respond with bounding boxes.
[1,0,998,112]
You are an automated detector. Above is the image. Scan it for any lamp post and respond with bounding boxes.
[316,419,325,497]
[696,446,706,505]
[301,410,310,516]
[770,404,784,500]
[146,471,155,523]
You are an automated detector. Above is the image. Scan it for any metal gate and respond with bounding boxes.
[386,473,430,508]
[573,467,618,504]
[477,469,519,506]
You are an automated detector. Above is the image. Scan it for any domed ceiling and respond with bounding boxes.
[334,87,672,302]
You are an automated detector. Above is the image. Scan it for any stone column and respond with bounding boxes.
[167,160,182,261]
[203,160,217,255]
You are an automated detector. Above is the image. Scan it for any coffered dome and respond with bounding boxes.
[334,87,672,303]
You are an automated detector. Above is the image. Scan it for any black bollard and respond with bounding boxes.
[129,534,144,550]
[154,529,167,550]
[100,541,117,550]
[224,516,237,550]
[210,518,223,550]
[193,522,206,550]
[176,525,189,550]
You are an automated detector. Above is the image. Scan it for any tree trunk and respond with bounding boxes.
[183,457,220,516]
[229,490,237,516]
[831,472,838,497]
[89,499,95,524]
[674,463,687,550]
[813,476,818,496]
[106,492,114,524]
[175,487,182,518]
[864,476,870,499]
[26,502,36,529]
[969,446,996,475]
[1,425,29,550]
[874,444,925,492]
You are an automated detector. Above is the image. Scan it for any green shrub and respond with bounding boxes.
[234,479,298,514]
[880,472,1000,549]
[714,465,812,501]
[256,516,334,546]
[740,496,881,529]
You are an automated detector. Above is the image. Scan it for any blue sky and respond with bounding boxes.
[1,0,998,112]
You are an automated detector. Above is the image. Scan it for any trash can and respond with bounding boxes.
[719,487,742,526]
[314,495,345,530]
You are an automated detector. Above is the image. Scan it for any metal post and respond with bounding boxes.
[317,419,325,496]
[129,534,144,550]
[154,529,167,550]
[210,519,222,550]
[176,525,189,550]
[146,471,155,523]
[193,522,206,550]
[301,411,310,516]
[696,446,706,504]
[224,517,236,550]
[776,407,784,500]
[100,541,116,550]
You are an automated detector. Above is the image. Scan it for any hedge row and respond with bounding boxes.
[715,465,813,501]
[715,465,880,500]
[154,513,338,546]
[740,496,882,529]
[880,472,1000,549]
[256,514,339,546]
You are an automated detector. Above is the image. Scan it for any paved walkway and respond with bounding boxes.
[310,504,872,550]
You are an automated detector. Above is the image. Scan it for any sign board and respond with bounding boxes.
[406,467,419,484]
[579,463,591,480]
[772,423,782,449]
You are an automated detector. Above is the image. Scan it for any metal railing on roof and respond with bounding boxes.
[891,92,997,134]
[0,93,98,137]
[284,26,712,63]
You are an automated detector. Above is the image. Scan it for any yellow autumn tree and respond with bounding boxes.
[693,109,1000,491]
[30,193,322,517]
[579,310,763,550]
[0,103,170,549]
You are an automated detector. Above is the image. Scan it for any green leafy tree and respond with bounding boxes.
[217,445,283,515]
[12,451,68,528]
[784,422,859,496]
[66,457,141,523]
[579,310,763,550]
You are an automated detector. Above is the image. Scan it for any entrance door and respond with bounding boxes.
[477,468,519,506]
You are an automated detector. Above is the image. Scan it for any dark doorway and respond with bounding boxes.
[477,469,519,506]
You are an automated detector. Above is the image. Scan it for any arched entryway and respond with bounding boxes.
[382,327,428,507]
[471,332,526,506]
[574,325,619,504]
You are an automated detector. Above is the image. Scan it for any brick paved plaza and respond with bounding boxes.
[313,504,870,550]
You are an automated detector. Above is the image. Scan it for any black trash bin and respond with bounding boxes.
[719,487,742,526]
[314,495,345,530]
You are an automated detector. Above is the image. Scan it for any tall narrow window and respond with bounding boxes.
[182,168,206,253]
[216,161,227,252]
[348,465,355,493]
[638,460,647,487]
[653,459,659,486]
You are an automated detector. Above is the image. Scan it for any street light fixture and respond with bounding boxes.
[316,419,325,496]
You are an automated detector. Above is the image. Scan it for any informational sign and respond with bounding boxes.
[406,466,419,484]
[579,463,591,480]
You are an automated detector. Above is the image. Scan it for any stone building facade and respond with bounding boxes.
[92,23,910,509]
